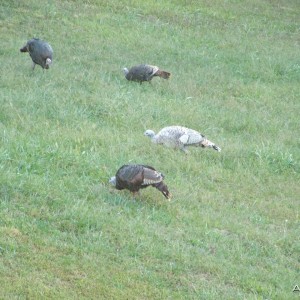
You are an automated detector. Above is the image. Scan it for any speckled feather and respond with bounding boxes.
[110,164,170,199]
[145,126,221,153]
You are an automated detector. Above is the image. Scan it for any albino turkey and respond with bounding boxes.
[20,38,53,70]
[123,64,171,84]
[144,126,221,153]
[109,164,171,199]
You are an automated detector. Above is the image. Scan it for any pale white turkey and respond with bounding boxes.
[123,64,171,84]
[144,126,221,153]
[20,38,53,70]
[109,164,171,199]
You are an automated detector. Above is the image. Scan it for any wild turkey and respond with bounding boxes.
[20,38,53,70]
[123,64,171,84]
[109,164,171,199]
[144,126,221,153]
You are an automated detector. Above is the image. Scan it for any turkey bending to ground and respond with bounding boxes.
[20,38,53,70]
[144,126,221,153]
[109,164,171,199]
[123,64,171,84]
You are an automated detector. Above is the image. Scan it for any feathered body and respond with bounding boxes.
[20,38,53,70]
[123,64,171,84]
[109,164,170,199]
[144,126,221,153]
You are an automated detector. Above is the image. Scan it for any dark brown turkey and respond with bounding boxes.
[20,38,53,70]
[109,164,171,199]
[123,64,171,84]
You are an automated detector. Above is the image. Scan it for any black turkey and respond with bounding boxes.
[20,38,53,70]
[123,64,171,84]
[109,164,171,199]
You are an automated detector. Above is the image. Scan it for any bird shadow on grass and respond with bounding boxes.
[102,185,170,209]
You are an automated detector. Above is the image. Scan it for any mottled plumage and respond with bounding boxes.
[20,38,53,70]
[144,126,221,153]
[123,64,171,84]
[109,164,171,199]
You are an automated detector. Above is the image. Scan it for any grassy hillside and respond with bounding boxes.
[0,0,299,299]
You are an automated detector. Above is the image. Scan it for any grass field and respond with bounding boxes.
[0,0,299,299]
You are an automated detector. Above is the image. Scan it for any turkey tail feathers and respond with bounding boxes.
[202,139,221,152]
[213,145,221,152]
[20,46,28,52]
[157,70,171,79]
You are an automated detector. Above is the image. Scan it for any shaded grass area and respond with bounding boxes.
[0,0,299,299]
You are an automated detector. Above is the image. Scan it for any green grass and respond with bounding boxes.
[0,0,299,299]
